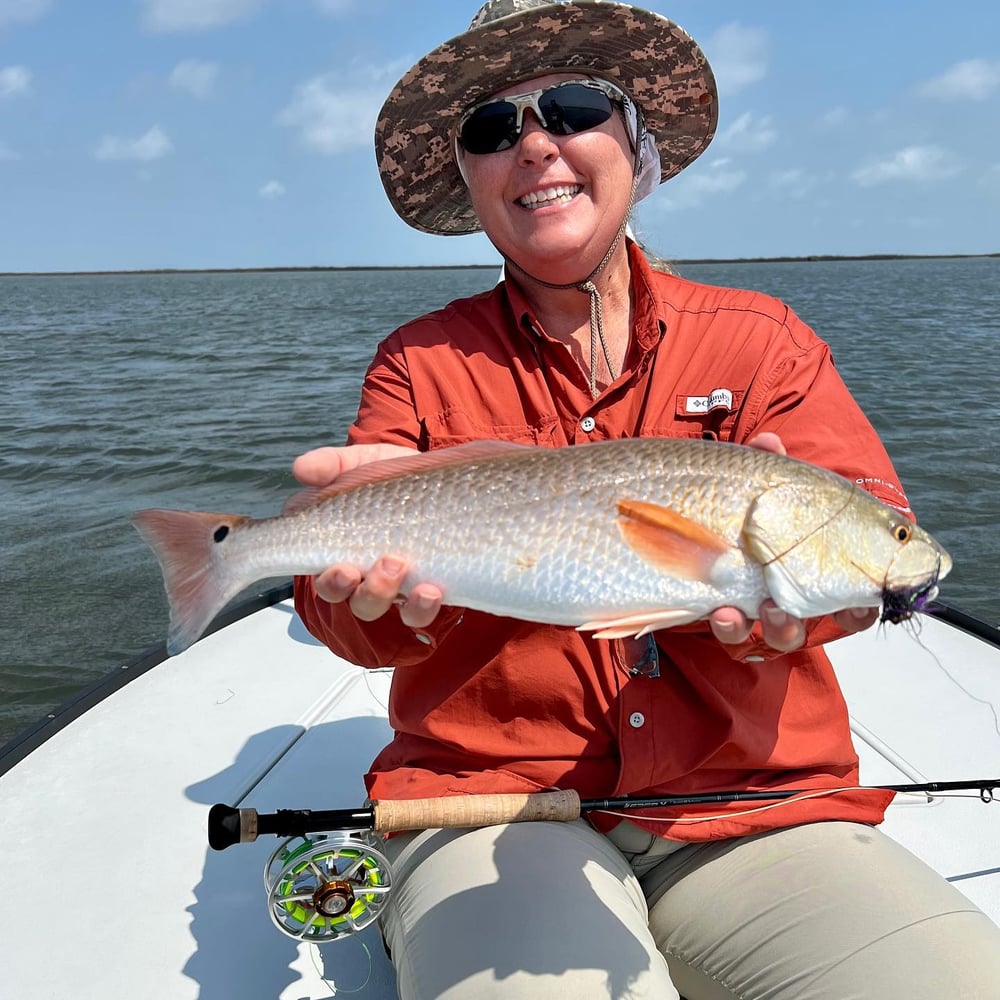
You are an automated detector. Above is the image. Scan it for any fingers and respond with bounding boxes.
[296,444,439,627]
[746,431,786,456]
[347,556,409,621]
[711,602,805,651]
[399,583,444,629]
[757,600,807,652]
[833,606,879,634]
[709,606,754,645]
[293,447,350,487]
[714,600,878,654]
[292,443,418,487]
[312,556,444,628]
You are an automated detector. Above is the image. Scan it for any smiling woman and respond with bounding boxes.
[280,1,1000,998]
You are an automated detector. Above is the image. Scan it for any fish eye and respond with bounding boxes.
[891,524,912,543]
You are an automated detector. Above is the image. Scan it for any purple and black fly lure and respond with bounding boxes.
[880,567,943,625]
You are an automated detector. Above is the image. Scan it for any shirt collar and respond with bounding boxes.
[502,239,667,352]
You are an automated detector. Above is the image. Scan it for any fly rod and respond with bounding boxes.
[208,777,998,851]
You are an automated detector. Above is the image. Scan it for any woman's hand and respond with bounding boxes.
[293,444,444,628]
[709,432,879,652]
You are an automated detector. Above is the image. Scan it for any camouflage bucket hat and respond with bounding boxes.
[375,0,718,236]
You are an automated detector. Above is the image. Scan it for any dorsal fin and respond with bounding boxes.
[282,440,533,515]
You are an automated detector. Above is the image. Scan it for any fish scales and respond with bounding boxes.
[278,442,758,619]
[132,438,951,653]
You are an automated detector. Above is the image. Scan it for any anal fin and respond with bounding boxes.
[578,608,701,639]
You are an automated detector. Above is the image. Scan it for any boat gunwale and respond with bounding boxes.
[0,581,295,777]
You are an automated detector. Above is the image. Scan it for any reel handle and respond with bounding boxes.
[208,790,582,850]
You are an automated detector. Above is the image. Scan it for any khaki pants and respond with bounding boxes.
[380,819,1000,999]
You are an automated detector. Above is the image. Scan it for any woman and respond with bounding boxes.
[294,2,1000,997]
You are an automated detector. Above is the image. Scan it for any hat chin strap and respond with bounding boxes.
[502,128,644,399]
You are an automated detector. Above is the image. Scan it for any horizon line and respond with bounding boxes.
[2,251,999,277]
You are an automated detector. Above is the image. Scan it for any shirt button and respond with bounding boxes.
[628,712,645,728]
[413,632,431,645]
[580,416,596,433]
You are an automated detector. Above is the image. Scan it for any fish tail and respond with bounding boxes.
[132,509,252,655]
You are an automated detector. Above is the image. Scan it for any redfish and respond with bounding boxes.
[133,438,950,654]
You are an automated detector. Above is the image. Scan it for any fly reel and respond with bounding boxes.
[263,830,393,941]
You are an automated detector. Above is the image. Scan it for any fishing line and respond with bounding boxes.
[906,617,1000,739]
[309,935,374,996]
[593,785,974,825]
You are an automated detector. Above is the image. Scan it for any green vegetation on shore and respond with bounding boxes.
[3,252,998,277]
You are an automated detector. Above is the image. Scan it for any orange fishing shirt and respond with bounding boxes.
[295,243,911,840]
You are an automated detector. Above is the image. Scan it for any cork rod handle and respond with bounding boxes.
[372,789,582,834]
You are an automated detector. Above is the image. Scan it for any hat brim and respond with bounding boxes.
[375,1,718,235]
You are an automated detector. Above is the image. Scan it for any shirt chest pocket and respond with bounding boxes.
[655,388,746,441]
[420,407,561,451]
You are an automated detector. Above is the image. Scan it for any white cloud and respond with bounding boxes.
[704,23,768,96]
[768,168,817,200]
[0,0,50,29]
[851,145,961,186]
[169,59,219,98]
[918,59,1000,101]
[278,72,392,155]
[0,64,31,97]
[659,159,747,211]
[142,0,263,33]
[258,179,286,198]
[716,111,777,152]
[94,125,173,162]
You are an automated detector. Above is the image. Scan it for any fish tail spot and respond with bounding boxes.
[132,509,251,653]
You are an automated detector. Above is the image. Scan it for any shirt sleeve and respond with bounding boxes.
[699,304,912,662]
[735,306,912,516]
[293,331,466,668]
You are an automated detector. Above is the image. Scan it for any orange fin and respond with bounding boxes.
[578,608,701,639]
[616,499,732,582]
[283,440,533,516]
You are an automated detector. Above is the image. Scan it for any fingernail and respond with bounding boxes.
[381,557,404,579]
[332,569,354,589]
[714,620,737,635]
[764,606,788,627]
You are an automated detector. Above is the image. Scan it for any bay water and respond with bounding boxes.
[2,258,998,747]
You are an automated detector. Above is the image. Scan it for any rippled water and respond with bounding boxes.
[2,259,998,745]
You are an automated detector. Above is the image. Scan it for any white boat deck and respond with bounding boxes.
[2,597,998,999]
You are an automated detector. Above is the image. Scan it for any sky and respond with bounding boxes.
[1,0,999,271]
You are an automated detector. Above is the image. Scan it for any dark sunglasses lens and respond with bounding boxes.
[460,101,518,154]
[539,84,615,135]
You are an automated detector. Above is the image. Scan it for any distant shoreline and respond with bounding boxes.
[2,252,998,277]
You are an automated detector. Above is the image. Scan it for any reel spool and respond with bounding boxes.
[264,830,393,941]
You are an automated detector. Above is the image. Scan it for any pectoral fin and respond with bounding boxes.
[616,499,733,582]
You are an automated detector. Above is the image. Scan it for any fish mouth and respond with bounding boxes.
[880,572,941,625]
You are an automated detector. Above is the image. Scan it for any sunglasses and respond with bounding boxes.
[457,79,626,155]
